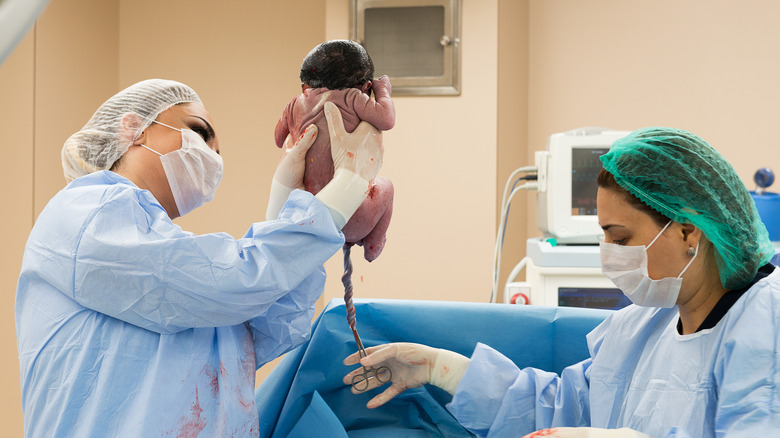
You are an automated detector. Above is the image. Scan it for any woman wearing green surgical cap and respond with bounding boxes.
[16,79,384,437]
[342,128,779,438]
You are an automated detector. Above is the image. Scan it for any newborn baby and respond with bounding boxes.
[275,40,395,261]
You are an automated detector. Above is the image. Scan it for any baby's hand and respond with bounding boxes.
[371,75,392,96]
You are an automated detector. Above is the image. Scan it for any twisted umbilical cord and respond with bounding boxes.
[342,244,356,330]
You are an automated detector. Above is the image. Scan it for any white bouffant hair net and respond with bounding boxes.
[61,79,201,182]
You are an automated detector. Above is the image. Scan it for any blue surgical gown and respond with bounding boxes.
[16,171,345,437]
[448,269,780,437]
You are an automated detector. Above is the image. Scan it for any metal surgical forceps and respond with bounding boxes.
[350,327,392,392]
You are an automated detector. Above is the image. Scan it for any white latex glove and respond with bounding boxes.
[521,427,650,438]
[266,124,317,220]
[343,342,470,409]
[315,102,384,228]
[326,101,383,181]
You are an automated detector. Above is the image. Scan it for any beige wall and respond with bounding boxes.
[524,0,780,238]
[320,0,499,306]
[117,0,329,397]
[0,0,120,435]
[3,0,779,434]
[35,1,120,214]
[497,0,531,299]
[0,31,34,438]
[117,0,327,242]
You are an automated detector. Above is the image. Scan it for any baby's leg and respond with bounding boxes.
[341,177,394,261]
[360,181,393,262]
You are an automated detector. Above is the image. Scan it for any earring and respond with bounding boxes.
[687,246,696,257]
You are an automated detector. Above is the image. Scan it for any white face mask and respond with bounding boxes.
[600,220,699,308]
[139,120,223,216]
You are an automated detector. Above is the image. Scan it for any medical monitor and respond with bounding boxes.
[536,128,630,244]
[557,287,631,310]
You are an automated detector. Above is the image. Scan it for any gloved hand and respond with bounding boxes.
[266,124,317,220]
[274,124,318,189]
[521,427,651,438]
[315,101,384,228]
[343,342,470,409]
[326,101,383,181]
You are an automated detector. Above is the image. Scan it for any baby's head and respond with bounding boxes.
[300,40,374,93]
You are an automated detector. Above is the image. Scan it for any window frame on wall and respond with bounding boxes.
[350,0,462,96]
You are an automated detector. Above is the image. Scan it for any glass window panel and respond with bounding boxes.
[364,6,445,77]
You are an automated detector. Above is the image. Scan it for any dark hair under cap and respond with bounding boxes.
[299,40,374,90]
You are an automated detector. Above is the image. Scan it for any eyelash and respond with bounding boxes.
[612,239,627,245]
[191,126,211,142]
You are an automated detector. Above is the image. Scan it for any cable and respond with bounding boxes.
[491,175,539,303]
[498,167,537,250]
[491,182,537,302]
[504,256,529,288]
[492,168,536,304]
[500,175,538,248]
[500,167,537,219]
[490,166,537,303]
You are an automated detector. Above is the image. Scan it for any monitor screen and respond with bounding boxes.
[558,287,630,310]
[571,147,609,216]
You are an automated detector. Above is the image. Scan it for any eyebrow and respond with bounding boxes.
[601,224,626,231]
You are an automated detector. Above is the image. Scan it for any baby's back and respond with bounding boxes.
[284,88,371,194]
[274,80,396,259]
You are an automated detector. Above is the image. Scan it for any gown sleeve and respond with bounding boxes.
[70,189,344,334]
[244,267,323,369]
[711,278,780,436]
[447,342,592,438]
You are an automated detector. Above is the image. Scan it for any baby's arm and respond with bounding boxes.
[350,75,396,131]
[274,101,293,148]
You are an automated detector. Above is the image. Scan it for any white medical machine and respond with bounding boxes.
[505,238,631,309]
[536,128,631,245]
[497,128,632,310]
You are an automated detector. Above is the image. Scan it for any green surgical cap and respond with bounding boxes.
[600,127,773,290]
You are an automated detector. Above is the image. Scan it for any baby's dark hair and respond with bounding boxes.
[299,40,374,90]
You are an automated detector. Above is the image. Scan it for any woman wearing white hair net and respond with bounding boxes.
[16,79,383,436]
